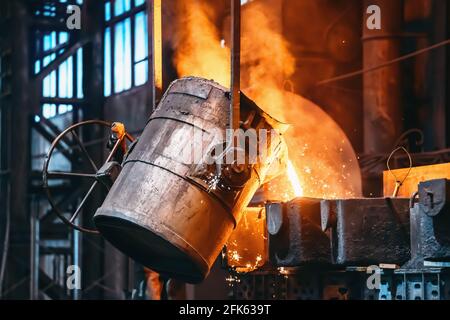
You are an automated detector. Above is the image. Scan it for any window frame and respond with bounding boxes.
[104,0,148,97]
[33,29,83,119]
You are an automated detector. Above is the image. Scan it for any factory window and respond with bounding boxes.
[32,0,84,17]
[34,30,83,119]
[104,0,148,96]
[32,0,84,120]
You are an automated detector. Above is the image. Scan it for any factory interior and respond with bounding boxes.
[1,0,450,302]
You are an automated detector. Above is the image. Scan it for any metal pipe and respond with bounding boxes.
[230,0,241,132]
[72,218,81,300]
[363,0,404,154]
[0,182,10,299]
[151,0,163,110]
[29,195,39,300]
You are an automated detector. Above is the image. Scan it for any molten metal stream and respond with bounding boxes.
[287,160,303,197]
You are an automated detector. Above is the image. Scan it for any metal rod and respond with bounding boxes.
[71,130,98,172]
[317,38,450,86]
[70,181,98,223]
[72,215,81,300]
[230,0,241,133]
[34,38,89,82]
[105,138,123,163]
[47,171,97,179]
[0,182,11,299]
[30,197,40,300]
[151,0,163,110]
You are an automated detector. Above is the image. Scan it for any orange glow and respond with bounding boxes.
[226,208,267,273]
[172,1,230,87]
[153,0,162,89]
[287,160,303,197]
[171,1,362,200]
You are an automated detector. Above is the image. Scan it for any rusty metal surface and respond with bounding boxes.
[267,198,331,267]
[418,178,450,217]
[321,197,411,265]
[226,197,414,273]
[407,179,450,268]
[94,77,285,283]
[230,0,241,132]
[383,162,450,198]
[224,198,331,272]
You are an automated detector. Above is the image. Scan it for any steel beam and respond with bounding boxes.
[363,0,404,154]
[149,0,163,110]
[6,0,32,298]
[230,0,241,132]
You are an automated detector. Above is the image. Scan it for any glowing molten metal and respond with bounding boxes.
[287,160,303,197]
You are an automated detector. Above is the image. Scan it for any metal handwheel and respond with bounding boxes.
[42,120,135,234]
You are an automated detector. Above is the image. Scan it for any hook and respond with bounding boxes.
[387,146,413,197]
